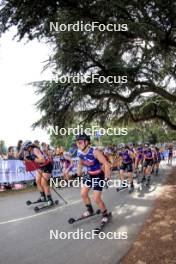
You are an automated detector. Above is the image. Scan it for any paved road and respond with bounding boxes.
[0,161,174,264]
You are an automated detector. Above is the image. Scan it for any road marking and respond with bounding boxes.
[0,198,82,225]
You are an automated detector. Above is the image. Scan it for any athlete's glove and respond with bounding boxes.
[25,154,36,161]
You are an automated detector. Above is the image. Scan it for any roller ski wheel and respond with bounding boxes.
[34,206,40,213]
[55,200,59,205]
[26,200,32,206]
[68,218,76,224]
[68,209,101,224]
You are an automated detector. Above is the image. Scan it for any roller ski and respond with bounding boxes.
[116,181,128,192]
[26,196,47,206]
[68,209,101,224]
[93,212,112,234]
[34,199,59,213]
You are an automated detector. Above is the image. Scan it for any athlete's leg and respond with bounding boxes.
[147,163,152,175]
[63,168,69,181]
[93,190,106,212]
[36,170,43,191]
[128,171,133,182]
[81,185,91,205]
[41,173,52,196]
[81,185,94,215]
[117,167,128,190]
[92,174,109,218]
[119,169,125,182]
[41,172,54,205]
[127,164,133,184]
[142,161,147,182]
[146,160,153,175]
[127,162,134,192]
[170,154,173,165]
[134,159,139,172]
[155,161,159,174]
[151,160,155,173]
[132,159,135,172]
[146,161,153,185]
[143,167,146,176]
[35,170,46,201]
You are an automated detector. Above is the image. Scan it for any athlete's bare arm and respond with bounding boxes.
[94,149,111,179]
[77,159,83,177]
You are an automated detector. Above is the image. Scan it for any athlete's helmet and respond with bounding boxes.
[128,142,134,147]
[75,133,90,142]
[119,143,125,148]
[22,140,33,150]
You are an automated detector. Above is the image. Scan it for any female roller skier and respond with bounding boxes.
[23,140,54,205]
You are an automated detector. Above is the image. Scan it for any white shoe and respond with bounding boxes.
[82,211,93,217]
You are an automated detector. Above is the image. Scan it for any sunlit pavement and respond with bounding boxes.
[0,159,175,264]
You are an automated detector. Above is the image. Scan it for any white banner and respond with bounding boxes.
[0,152,175,183]
[0,160,35,183]
[0,158,86,183]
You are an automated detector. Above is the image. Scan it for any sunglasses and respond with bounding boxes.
[76,140,86,145]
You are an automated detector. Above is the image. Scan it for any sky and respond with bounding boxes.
[0,28,53,147]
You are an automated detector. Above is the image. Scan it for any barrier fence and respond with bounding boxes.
[0,150,175,184]
[0,158,81,184]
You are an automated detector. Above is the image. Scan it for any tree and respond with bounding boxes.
[0,140,7,155]
[1,0,176,130]
[50,133,74,148]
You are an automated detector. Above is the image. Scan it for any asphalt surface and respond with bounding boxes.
[0,160,174,264]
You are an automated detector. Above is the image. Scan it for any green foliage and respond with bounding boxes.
[0,140,7,155]
[50,133,75,149]
[1,0,176,132]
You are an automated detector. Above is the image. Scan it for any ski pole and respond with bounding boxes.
[50,185,68,204]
